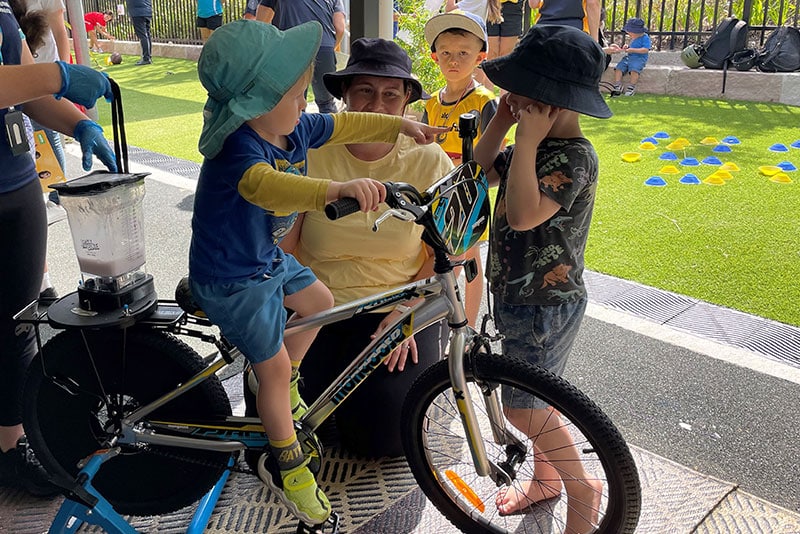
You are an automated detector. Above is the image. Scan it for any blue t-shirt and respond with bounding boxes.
[259,0,343,49]
[0,2,37,194]
[627,34,651,59]
[189,113,334,284]
[197,0,223,18]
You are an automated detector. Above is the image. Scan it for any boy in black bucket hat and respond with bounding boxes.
[474,24,610,531]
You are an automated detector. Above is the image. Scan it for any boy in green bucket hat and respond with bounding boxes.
[189,19,444,525]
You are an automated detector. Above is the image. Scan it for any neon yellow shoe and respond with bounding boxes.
[259,456,331,524]
[290,373,308,420]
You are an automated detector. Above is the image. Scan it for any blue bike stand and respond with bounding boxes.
[48,448,233,534]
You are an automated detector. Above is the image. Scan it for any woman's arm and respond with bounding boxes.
[0,64,62,108]
[47,6,72,62]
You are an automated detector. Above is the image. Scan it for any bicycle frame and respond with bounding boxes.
[104,258,496,478]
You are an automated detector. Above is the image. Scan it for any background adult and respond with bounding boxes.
[16,0,70,298]
[530,0,601,43]
[485,0,523,83]
[256,0,345,113]
[125,0,153,65]
[196,0,223,42]
[0,4,117,495]
[282,38,453,458]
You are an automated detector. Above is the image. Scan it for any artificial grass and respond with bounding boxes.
[93,54,800,326]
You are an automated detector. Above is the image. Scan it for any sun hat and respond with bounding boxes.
[323,38,429,103]
[424,10,488,51]
[623,17,647,34]
[481,25,612,119]
[197,20,321,159]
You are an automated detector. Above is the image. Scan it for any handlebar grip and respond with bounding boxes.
[325,197,361,220]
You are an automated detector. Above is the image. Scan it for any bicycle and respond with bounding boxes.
[15,114,641,534]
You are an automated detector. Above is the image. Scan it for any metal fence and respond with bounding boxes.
[602,0,800,50]
[77,0,249,45]
[80,0,799,50]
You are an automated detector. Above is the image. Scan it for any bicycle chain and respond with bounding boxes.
[145,444,256,475]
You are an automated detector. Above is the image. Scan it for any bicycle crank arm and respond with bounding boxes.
[297,511,340,534]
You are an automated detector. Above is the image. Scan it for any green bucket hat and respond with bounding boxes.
[197,20,322,159]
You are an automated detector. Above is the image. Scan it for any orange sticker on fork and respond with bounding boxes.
[445,470,485,513]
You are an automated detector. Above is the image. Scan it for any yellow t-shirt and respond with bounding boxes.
[295,136,454,305]
[423,84,498,161]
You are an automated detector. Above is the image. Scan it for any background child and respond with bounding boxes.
[83,10,115,52]
[475,25,611,532]
[609,17,651,96]
[191,20,443,525]
[422,9,498,328]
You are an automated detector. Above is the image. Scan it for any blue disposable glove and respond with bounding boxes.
[74,120,118,172]
[54,61,113,107]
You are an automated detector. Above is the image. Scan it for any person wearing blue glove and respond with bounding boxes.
[1,9,116,498]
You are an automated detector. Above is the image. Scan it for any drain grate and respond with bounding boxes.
[585,271,800,368]
[128,146,201,180]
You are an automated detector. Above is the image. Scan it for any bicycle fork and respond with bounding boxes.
[440,271,526,487]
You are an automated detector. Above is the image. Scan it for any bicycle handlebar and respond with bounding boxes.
[324,197,361,220]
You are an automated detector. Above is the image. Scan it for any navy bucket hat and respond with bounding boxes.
[481,25,612,119]
[623,17,647,34]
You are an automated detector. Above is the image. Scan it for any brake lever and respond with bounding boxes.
[372,208,417,232]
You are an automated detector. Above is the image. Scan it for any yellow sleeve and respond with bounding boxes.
[327,112,402,145]
[238,163,331,213]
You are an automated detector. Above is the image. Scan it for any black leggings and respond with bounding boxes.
[0,179,47,426]
[300,313,446,458]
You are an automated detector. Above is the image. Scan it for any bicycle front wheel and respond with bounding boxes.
[23,328,233,516]
[401,353,641,534]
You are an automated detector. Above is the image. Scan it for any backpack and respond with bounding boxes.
[700,17,749,70]
[756,26,800,72]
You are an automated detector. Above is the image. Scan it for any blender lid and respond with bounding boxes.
[50,171,150,195]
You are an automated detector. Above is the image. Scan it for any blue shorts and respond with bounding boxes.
[614,54,648,74]
[190,249,317,364]
[493,297,587,409]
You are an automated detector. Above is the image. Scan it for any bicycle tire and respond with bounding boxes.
[401,353,641,534]
[23,328,233,516]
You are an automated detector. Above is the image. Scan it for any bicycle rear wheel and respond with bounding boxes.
[23,328,232,516]
[401,353,641,534]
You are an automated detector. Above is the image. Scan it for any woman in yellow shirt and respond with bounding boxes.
[283,38,453,458]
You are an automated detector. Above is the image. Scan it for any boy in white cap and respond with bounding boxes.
[475,24,612,532]
[190,19,444,525]
[423,9,499,328]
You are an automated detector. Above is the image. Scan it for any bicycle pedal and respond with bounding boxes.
[296,511,340,534]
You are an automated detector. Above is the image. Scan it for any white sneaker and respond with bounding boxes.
[46,200,67,225]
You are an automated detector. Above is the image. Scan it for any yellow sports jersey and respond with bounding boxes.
[423,85,498,161]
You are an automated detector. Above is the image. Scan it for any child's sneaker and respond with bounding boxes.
[624,84,637,96]
[610,82,622,96]
[259,455,331,524]
[290,373,307,420]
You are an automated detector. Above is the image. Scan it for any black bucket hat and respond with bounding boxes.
[481,25,612,119]
[323,38,429,103]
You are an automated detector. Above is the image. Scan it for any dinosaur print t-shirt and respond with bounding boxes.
[488,138,598,305]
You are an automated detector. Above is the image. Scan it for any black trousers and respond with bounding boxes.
[300,313,446,458]
[131,16,152,61]
[0,179,46,426]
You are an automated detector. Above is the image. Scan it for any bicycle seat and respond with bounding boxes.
[175,277,207,318]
